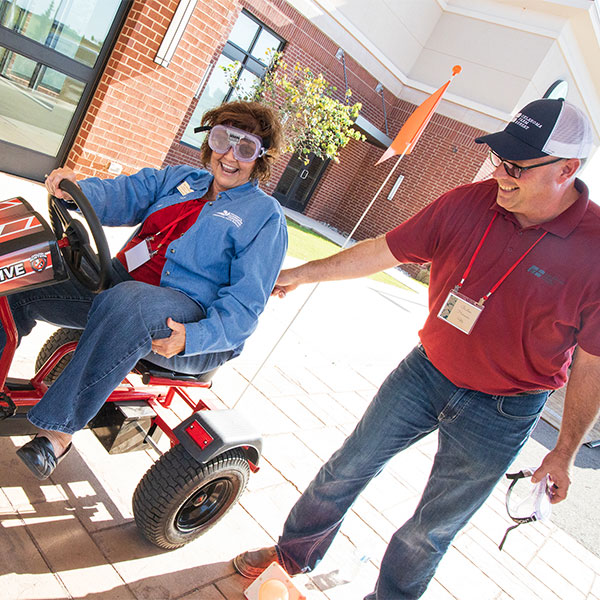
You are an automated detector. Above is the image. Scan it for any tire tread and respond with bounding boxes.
[35,328,82,383]
[133,444,249,549]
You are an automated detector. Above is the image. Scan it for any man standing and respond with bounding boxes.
[234,98,600,599]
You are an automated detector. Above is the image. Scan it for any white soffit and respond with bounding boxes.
[286,0,600,138]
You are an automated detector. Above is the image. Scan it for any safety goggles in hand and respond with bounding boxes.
[194,124,266,162]
[498,468,553,551]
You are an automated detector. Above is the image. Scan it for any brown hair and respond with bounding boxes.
[199,101,283,184]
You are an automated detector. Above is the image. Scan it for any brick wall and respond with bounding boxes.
[65,0,239,178]
[162,0,397,184]
[162,0,488,241]
[306,107,489,240]
[65,0,489,249]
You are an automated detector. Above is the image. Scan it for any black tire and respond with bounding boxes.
[133,445,250,549]
[35,328,82,384]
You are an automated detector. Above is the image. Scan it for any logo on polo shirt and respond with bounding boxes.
[213,210,243,228]
[527,265,564,286]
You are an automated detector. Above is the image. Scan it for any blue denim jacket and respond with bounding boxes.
[79,165,288,357]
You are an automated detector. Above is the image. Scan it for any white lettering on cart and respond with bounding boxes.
[0,262,26,281]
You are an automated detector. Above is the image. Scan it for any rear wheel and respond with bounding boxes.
[133,444,250,549]
[35,328,82,384]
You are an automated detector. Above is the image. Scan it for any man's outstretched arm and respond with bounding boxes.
[274,235,399,296]
[532,346,600,503]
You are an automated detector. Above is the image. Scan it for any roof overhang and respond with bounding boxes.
[289,0,600,140]
[354,114,392,149]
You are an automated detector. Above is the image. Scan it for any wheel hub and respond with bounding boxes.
[175,478,234,532]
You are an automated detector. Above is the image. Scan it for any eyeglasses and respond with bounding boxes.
[498,468,553,551]
[194,124,265,162]
[489,150,563,179]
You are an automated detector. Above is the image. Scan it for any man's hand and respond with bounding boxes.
[152,318,186,358]
[271,236,399,298]
[531,346,600,504]
[45,167,78,201]
[531,450,571,504]
[272,268,300,298]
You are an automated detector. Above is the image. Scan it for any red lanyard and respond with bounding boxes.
[148,205,202,253]
[457,212,548,304]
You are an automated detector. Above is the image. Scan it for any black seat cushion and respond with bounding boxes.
[134,359,218,384]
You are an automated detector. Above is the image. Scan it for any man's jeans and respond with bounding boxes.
[1,260,234,434]
[277,346,548,599]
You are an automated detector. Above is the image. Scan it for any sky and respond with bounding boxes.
[580,150,600,203]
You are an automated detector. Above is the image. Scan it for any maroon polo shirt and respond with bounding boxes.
[386,178,600,395]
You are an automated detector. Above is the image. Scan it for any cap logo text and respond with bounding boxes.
[512,112,543,130]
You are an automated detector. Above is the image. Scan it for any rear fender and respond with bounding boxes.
[173,409,262,466]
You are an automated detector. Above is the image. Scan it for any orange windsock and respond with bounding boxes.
[376,65,462,165]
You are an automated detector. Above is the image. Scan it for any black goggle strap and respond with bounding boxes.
[193,125,270,150]
[498,470,537,551]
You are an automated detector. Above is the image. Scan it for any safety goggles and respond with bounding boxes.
[498,468,553,551]
[489,150,563,179]
[194,124,266,162]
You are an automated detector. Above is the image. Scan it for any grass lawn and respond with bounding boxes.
[286,218,417,292]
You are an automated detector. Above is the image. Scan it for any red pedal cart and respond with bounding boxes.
[0,180,261,549]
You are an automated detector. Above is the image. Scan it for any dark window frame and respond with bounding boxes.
[0,0,132,181]
[178,9,285,151]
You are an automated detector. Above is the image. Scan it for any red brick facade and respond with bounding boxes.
[309,111,488,241]
[65,0,489,244]
[66,0,239,178]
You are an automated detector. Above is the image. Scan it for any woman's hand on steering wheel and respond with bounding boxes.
[47,175,112,293]
[45,167,78,201]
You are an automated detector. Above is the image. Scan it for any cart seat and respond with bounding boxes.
[134,359,218,385]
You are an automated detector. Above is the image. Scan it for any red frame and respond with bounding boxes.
[0,194,259,474]
[0,295,259,473]
[0,295,212,449]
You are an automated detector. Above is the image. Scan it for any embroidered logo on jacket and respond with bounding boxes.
[214,210,243,228]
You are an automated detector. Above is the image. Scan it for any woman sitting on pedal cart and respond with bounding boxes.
[3,100,287,479]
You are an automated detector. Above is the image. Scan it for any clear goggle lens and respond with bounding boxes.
[208,125,265,162]
[506,473,552,522]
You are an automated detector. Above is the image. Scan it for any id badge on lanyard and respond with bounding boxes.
[124,239,153,272]
[438,287,483,335]
[437,212,548,335]
[123,202,201,272]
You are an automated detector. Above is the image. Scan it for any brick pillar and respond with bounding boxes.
[66,0,240,179]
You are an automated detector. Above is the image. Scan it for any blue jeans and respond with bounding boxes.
[277,346,548,599]
[2,260,234,434]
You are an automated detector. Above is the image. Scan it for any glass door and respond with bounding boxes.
[0,0,131,181]
[273,153,329,213]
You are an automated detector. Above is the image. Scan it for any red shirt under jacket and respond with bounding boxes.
[117,198,207,286]
[385,178,600,395]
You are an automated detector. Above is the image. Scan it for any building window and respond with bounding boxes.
[180,10,285,148]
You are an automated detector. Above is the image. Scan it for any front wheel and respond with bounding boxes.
[133,444,250,549]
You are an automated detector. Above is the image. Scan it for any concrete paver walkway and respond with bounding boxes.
[0,172,599,599]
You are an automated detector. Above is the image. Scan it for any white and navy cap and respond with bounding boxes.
[475,98,593,160]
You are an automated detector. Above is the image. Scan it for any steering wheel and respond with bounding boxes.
[48,179,112,293]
